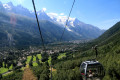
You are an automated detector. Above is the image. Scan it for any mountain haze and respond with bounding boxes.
[0,1,105,47]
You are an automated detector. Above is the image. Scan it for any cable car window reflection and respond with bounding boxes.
[87,64,104,78]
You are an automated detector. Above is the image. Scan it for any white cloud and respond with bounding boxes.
[60,13,64,16]
[42,8,47,11]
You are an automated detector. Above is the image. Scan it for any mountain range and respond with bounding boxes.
[0,1,105,47]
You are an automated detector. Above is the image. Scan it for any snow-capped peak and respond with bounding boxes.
[2,1,82,29]
[3,2,14,11]
[68,17,76,27]
[47,12,76,27]
[37,10,45,15]
[73,18,85,26]
[3,4,12,10]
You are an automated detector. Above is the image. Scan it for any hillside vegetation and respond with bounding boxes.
[51,21,120,80]
[0,22,120,80]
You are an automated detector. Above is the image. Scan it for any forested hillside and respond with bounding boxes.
[79,21,120,80]
[50,21,120,80]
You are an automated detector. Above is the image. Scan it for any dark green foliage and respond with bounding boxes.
[39,74,49,80]
[0,73,2,79]
[36,56,41,66]
[0,62,2,68]
[13,61,17,68]
[41,53,49,62]
[80,22,120,80]
[1,70,23,80]
[29,56,33,67]
[31,63,50,80]
[52,67,82,80]
[51,21,120,80]
[51,53,84,80]
[51,53,59,64]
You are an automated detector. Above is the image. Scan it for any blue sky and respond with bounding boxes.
[1,0,120,29]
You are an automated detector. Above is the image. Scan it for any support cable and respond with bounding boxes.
[60,0,76,41]
[32,0,46,51]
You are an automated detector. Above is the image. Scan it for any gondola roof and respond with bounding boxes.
[83,60,100,65]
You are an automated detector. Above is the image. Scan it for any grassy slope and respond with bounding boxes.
[48,56,51,65]
[37,54,42,60]
[57,53,66,59]
[0,62,13,74]
[26,56,32,64]
[33,56,36,62]
[33,62,38,67]
[0,68,8,74]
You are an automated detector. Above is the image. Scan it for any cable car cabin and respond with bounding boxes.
[80,60,105,80]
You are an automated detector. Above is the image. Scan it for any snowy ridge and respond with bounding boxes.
[3,4,12,10]
[2,1,83,29]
